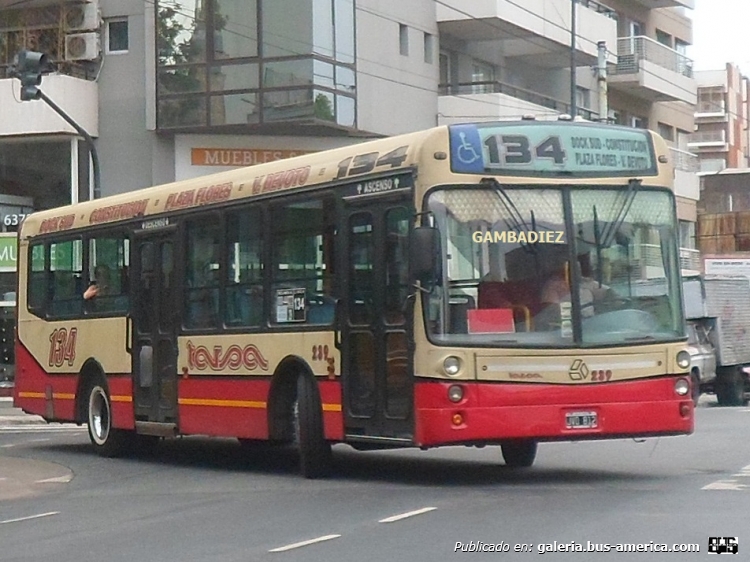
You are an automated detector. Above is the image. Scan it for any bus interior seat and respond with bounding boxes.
[307,294,336,324]
[477,280,538,331]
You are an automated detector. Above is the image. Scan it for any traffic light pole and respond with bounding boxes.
[36,90,101,200]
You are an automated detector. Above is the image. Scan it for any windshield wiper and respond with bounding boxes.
[480,177,540,254]
[601,178,641,247]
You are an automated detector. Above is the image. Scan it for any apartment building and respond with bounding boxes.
[690,64,750,173]
[0,0,697,264]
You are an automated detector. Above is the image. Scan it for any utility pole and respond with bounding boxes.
[11,50,101,200]
[570,0,577,117]
[597,41,608,122]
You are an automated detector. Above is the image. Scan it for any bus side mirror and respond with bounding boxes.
[410,226,440,285]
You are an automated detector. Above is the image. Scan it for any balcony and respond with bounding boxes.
[436,0,617,68]
[0,73,98,137]
[670,147,699,201]
[695,101,728,122]
[688,131,728,151]
[438,80,598,125]
[631,0,695,8]
[609,36,697,104]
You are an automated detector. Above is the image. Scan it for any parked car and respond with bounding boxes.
[686,320,716,406]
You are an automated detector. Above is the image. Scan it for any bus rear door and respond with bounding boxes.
[130,229,179,434]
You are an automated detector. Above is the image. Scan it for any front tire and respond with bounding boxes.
[716,367,745,407]
[501,440,537,468]
[294,375,332,478]
[87,378,131,457]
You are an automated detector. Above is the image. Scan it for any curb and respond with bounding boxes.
[0,415,48,425]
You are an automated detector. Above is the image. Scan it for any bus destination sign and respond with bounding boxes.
[449,122,657,177]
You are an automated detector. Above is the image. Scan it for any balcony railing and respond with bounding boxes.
[669,147,699,173]
[438,80,598,121]
[635,244,700,272]
[696,102,726,114]
[689,131,726,144]
[576,0,618,20]
[612,36,694,78]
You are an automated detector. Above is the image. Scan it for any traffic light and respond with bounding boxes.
[14,50,48,101]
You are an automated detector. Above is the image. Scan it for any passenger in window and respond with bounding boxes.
[84,265,112,300]
[540,255,610,318]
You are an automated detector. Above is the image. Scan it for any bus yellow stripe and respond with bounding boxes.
[111,395,132,403]
[53,393,75,400]
[17,392,45,399]
[322,403,342,412]
[178,398,267,409]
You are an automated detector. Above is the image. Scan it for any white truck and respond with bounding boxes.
[683,275,750,406]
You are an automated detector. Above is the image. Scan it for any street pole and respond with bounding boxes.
[37,91,101,200]
[570,0,577,117]
[597,41,608,122]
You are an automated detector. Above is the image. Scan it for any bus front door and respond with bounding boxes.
[340,198,414,441]
[131,232,179,432]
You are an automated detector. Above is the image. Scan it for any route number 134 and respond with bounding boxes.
[484,135,567,166]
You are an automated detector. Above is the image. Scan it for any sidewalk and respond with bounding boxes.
[0,397,47,425]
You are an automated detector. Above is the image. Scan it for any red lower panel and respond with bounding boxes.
[16,341,344,440]
[175,378,344,440]
[413,378,694,447]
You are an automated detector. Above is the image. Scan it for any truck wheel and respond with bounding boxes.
[690,370,701,407]
[716,367,745,407]
[501,440,537,468]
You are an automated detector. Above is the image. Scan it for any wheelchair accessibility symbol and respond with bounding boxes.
[456,132,481,164]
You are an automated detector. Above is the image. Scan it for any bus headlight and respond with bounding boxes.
[447,385,464,403]
[443,356,462,376]
[676,350,691,369]
[674,378,690,396]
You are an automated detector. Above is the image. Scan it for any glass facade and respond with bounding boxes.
[155,0,356,130]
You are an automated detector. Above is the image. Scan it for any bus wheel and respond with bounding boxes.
[501,440,537,468]
[716,367,745,407]
[294,375,332,479]
[87,378,131,457]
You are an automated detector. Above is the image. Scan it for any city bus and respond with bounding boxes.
[14,118,694,477]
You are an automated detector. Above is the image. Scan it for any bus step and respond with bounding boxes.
[135,421,177,437]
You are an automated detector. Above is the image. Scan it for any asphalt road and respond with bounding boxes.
[0,396,746,562]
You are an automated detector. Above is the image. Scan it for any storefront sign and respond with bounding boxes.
[191,148,313,167]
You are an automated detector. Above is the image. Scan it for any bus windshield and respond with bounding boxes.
[425,185,683,347]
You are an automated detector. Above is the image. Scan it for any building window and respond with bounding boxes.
[106,18,129,54]
[576,87,590,110]
[471,61,494,94]
[657,122,674,142]
[697,87,725,113]
[679,220,696,250]
[655,29,672,47]
[423,32,433,64]
[155,0,356,130]
[399,24,408,56]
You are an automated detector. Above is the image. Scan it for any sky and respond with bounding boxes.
[689,0,750,73]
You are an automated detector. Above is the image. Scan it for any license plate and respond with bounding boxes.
[565,411,598,429]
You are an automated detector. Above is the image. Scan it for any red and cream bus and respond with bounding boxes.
[14,119,694,477]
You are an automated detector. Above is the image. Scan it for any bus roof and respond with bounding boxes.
[20,125,441,239]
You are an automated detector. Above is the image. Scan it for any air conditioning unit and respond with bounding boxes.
[64,1,100,32]
[65,32,100,61]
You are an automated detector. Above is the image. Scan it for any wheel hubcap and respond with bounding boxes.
[89,386,110,445]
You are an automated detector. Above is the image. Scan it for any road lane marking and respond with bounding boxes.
[36,475,73,484]
[269,534,341,552]
[379,507,437,523]
[0,444,12,448]
[702,479,749,490]
[0,512,59,525]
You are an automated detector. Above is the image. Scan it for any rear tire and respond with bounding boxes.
[501,440,537,468]
[294,375,332,478]
[716,367,745,407]
[87,377,132,457]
